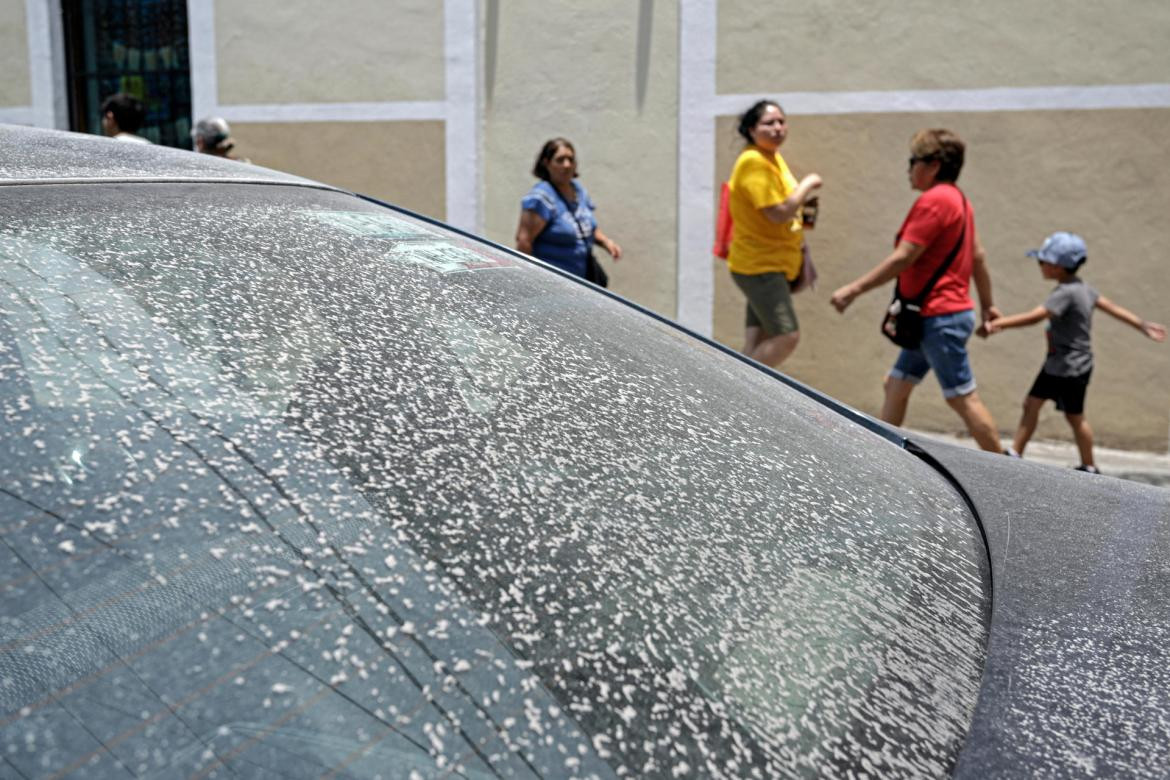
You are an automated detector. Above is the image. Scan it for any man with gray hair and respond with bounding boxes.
[192,117,244,160]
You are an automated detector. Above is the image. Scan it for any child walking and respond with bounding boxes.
[984,231,1166,473]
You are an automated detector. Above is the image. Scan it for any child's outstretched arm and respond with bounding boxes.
[1095,296,1167,341]
[983,305,1049,335]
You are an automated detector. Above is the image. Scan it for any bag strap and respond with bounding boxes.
[549,182,593,243]
[899,192,968,306]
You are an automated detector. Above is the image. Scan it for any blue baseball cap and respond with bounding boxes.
[1026,231,1087,269]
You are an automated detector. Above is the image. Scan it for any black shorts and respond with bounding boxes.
[1028,369,1091,415]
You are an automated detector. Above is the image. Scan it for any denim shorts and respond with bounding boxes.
[889,309,977,398]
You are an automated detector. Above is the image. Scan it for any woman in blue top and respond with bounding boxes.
[515,138,622,284]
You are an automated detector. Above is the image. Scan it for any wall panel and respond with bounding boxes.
[0,0,31,107]
[231,120,446,219]
[215,0,443,104]
[717,0,1170,95]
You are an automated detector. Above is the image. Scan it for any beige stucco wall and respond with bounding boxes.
[0,0,31,107]
[212,2,447,223]
[714,109,1170,450]
[230,120,445,219]
[481,1,679,318]
[717,0,1170,94]
[214,0,443,104]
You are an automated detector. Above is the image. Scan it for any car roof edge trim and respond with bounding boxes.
[0,177,342,192]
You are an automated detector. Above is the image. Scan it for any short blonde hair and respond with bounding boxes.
[910,128,965,182]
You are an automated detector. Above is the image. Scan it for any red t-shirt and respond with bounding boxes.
[895,183,975,317]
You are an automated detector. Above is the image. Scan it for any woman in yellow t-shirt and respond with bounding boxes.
[727,100,823,368]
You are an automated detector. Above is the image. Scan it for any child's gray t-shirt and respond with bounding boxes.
[1043,278,1099,376]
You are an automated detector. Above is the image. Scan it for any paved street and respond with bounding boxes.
[910,429,1170,489]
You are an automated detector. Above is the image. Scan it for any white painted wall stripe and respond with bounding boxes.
[187,0,217,125]
[214,101,448,123]
[713,84,1170,117]
[676,0,718,337]
[23,0,66,128]
[0,108,37,125]
[443,0,481,233]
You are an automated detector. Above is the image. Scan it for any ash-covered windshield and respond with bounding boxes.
[0,182,989,778]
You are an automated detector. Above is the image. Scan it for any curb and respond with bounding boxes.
[907,429,1170,488]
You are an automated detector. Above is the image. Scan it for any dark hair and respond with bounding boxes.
[737,100,783,144]
[910,128,965,182]
[101,93,146,133]
[532,138,577,180]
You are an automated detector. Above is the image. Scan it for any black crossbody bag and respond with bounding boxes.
[550,184,608,288]
[881,195,967,349]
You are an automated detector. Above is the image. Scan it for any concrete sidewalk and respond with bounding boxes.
[908,429,1170,489]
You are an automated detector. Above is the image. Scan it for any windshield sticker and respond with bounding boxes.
[306,211,516,273]
[306,210,446,241]
[387,242,515,274]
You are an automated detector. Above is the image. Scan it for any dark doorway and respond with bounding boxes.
[62,0,192,147]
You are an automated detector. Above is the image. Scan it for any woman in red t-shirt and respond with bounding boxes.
[829,129,1004,453]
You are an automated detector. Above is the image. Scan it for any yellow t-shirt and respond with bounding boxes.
[727,146,804,278]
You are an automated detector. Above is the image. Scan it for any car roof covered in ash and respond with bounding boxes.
[0,124,322,187]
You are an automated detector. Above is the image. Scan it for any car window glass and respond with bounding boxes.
[0,183,990,778]
[0,223,599,779]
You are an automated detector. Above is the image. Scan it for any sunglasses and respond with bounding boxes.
[908,155,938,168]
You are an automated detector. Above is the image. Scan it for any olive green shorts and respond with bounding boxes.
[731,271,799,336]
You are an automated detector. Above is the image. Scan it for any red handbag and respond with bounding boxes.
[712,182,733,260]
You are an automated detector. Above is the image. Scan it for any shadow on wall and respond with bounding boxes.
[484,0,656,113]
